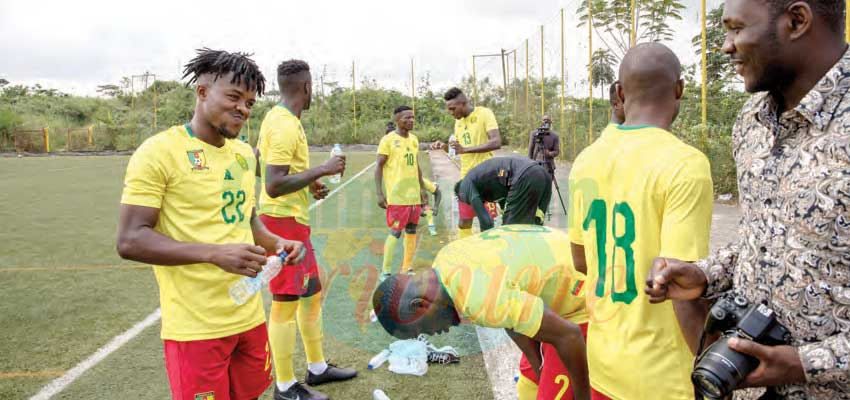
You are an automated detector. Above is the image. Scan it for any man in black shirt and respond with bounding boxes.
[454,157,551,232]
[527,115,559,176]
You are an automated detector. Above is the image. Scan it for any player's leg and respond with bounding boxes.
[517,353,541,400]
[401,205,421,273]
[457,199,475,239]
[261,215,328,399]
[163,335,236,400]
[228,323,273,400]
[299,239,357,387]
[382,206,404,278]
[536,323,588,400]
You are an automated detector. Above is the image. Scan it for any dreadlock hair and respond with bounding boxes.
[277,59,311,92]
[394,105,413,115]
[768,0,844,34]
[443,87,464,101]
[182,48,265,96]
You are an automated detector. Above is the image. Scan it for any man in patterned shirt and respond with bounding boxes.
[646,0,850,398]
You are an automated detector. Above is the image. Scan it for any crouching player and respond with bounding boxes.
[372,225,590,400]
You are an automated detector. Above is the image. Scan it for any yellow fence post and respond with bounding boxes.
[525,39,530,125]
[472,55,478,105]
[846,0,850,43]
[411,58,416,115]
[43,127,50,153]
[540,25,545,119]
[631,0,637,47]
[701,0,709,151]
[561,8,567,161]
[87,126,93,147]
[514,50,519,120]
[588,3,594,145]
[352,61,357,139]
[67,128,71,152]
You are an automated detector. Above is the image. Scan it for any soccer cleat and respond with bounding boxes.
[428,224,437,236]
[427,350,460,364]
[274,382,329,400]
[305,362,357,386]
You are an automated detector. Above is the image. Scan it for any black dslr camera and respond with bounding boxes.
[534,120,551,144]
[692,296,792,399]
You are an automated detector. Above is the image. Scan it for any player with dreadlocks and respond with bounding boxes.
[117,48,305,400]
[256,59,356,400]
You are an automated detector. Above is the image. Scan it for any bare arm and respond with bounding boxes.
[455,129,502,154]
[375,154,388,209]
[116,204,266,277]
[533,308,590,400]
[249,207,304,265]
[265,156,345,199]
[507,329,543,379]
[570,243,588,275]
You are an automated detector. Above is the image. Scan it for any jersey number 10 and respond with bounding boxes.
[582,199,637,304]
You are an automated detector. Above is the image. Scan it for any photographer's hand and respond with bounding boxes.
[728,338,806,387]
[645,257,708,302]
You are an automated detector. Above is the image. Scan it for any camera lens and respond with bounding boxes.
[692,336,759,399]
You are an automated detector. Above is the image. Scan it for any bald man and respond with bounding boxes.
[567,43,714,400]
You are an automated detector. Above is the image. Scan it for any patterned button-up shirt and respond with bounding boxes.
[698,48,850,399]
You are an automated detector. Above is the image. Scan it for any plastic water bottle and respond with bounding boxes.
[329,144,343,184]
[373,389,391,400]
[447,134,456,158]
[229,252,287,305]
[368,349,391,370]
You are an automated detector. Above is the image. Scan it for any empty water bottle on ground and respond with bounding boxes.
[373,389,391,400]
[229,252,288,305]
[448,134,456,158]
[329,144,343,184]
[368,349,391,370]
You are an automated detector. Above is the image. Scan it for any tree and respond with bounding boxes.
[589,49,617,95]
[0,78,8,88]
[578,0,686,60]
[692,4,736,84]
[97,84,123,98]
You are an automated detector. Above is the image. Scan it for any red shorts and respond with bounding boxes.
[458,200,499,220]
[518,323,609,400]
[164,323,272,400]
[259,215,320,296]
[386,205,422,230]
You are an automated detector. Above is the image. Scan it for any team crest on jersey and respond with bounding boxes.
[235,153,249,171]
[470,116,477,123]
[194,392,215,400]
[186,150,208,171]
[498,168,506,177]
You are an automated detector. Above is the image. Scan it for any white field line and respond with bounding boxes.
[29,162,377,400]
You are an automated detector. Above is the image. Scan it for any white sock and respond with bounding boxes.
[308,361,328,375]
[276,379,297,392]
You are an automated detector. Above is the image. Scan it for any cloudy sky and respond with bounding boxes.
[0,0,723,96]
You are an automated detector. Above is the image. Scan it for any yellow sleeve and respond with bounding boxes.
[482,108,499,131]
[422,178,437,194]
[121,138,167,209]
[659,153,714,261]
[265,119,298,166]
[567,169,585,245]
[377,135,391,156]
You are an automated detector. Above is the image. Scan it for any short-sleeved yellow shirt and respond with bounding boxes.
[377,131,421,205]
[257,104,311,225]
[454,107,498,177]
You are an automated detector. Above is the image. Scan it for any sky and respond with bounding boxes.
[0,0,724,97]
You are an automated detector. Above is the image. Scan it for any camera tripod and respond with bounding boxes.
[533,138,568,217]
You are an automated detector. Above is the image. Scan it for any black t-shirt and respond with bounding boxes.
[456,157,537,230]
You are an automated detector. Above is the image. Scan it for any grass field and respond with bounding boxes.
[0,152,493,399]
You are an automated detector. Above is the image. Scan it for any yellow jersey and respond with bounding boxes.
[257,104,311,225]
[568,124,714,400]
[121,124,264,341]
[455,107,498,177]
[434,225,588,338]
[377,131,421,205]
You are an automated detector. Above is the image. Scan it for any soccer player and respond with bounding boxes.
[455,157,551,232]
[568,43,714,400]
[420,177,441,236]
[257,59,357,400]
[430,87,501,239]
[372,225,590,400]
[117,49,305,400]
[376,106,425,279]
